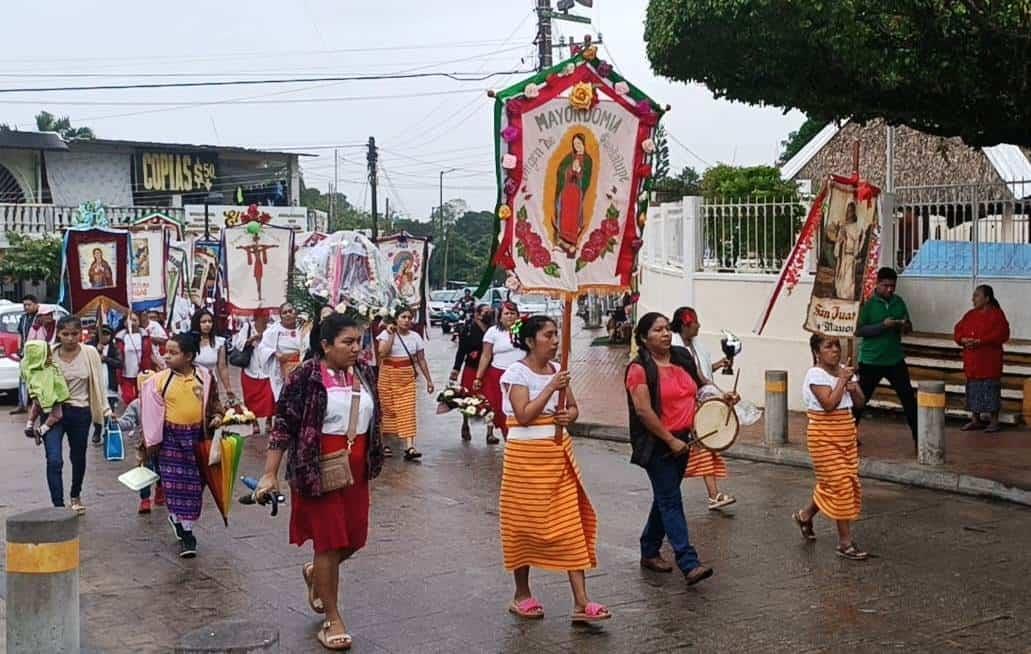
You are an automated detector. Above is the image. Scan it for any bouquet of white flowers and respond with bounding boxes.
[435,385,495,423]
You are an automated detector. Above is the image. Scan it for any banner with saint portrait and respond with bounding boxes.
[804,176,881,336]
[377,232,433,310]
[223,223,294,315]
[60,227,132,321]
[126,228,167,312]
[488,50,663,295]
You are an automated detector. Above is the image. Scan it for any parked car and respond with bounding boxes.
[428,289,460,325]
[0,302,69,393]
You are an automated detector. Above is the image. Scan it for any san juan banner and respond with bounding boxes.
[753,174,880,336]
[127,228,167,312]
[487,48,662,296]
[223,222,294,315]
[60,227,132,322]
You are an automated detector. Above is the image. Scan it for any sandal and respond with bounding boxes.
[961,421,985,432]
[316,621,352,651]
[792,511,816,541]
[303,563,325,614]
[508,597,544,620]
[571,601,611,623]
[836,542,869,561]
[70,499,86,516]
[403,447,422,461]
[486,433,501,445]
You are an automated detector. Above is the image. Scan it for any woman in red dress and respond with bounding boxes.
[953,284,1010,432]
[257,313,384,650]
[553,133,593,256]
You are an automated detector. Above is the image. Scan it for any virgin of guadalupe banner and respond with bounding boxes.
[487,49,663,296]
[223,223,294,315]
[377,232,433,310]
[60,227,131,320]
[127,229,167,312]
[805,176,880,336]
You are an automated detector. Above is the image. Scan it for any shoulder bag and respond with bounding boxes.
[319,370,363,491]
[228,324,254,368]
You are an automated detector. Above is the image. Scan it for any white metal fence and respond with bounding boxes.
[700,196,806,274]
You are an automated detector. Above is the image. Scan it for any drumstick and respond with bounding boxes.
[724,369,741,426]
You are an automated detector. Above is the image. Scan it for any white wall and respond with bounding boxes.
[899,277,1031,340]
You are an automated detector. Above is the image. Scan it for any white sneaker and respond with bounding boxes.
[707,492,737,510]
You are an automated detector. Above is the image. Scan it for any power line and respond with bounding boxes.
[0,89,484,107]
[0,69,534,94]
[667,132,712,168]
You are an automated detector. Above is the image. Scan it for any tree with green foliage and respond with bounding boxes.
[0,111,95,140]
[0,233,63,299]
[700,164,798,200]
[780,117,829,165]
[644,0,1031,147]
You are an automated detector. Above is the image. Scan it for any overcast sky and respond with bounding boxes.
[0,0,803,219]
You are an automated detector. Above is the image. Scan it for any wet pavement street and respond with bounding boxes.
[1,330,1030,653]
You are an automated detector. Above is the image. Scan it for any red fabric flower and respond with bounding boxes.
[580,245,600,262]
[514,220,531,239]
[601,219,621,237]
[529,248,552,268]
[588,230,606,248]
[524,232,542,249]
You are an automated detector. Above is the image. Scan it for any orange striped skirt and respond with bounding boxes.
[499,436,598,572]
[378,358,417,440]
[684,446,728,479]
[806,410,861,521]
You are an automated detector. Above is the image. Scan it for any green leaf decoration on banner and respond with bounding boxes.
[575,259,586,272]
[606,238,617,254]
[517,206,528,221]
[543,263,561,278]
[516,241,528,261]
[606,204,620,219]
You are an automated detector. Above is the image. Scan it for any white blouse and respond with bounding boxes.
[803,366,854,411]
[377,330,424,360]
[500,361,559,441]
[484,326,523,370]
[322,373,375,435]
[195,336,225,372]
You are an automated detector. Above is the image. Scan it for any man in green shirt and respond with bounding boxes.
[853,267,918,445]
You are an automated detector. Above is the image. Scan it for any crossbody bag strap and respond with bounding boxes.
[346,366,363,447]
[395,332,419,380]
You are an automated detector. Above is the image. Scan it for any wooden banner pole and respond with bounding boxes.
[554,296,574,442]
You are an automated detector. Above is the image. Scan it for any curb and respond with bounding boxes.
[568,422,1031,507]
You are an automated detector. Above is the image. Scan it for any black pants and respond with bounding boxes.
[853,361,918,441]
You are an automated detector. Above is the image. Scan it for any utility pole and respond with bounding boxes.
[367,136,379,241]
[439,168,456,288]
[536,0,554,72]
[384,197,390,235]
[331,148,338,230]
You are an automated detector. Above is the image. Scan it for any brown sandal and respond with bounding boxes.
[303,563,325,614]
[792,511,816,541]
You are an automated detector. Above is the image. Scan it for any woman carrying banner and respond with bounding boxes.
[191,309,235,405]
[450,303,499,443]
[48,316,110,514]
[256,313,383,651]
[376,306,434,461]
[139,333,223,558]
[670,307,737,510]
[499,315,609,623]
[234,311,274,436]
[792,334,868,561]
[953,284,1010,433]
[473,301,521,438]
[626,312,714,586]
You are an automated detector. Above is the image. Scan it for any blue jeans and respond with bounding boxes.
[43,405,93,507]
[641,452,701,573]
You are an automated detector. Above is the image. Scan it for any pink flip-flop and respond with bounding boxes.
[571,601,611,623]
[508,597,544,619]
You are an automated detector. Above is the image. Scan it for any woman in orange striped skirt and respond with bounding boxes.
[377,307,435,461]
[499,316,610,624]
[792,334,868,560]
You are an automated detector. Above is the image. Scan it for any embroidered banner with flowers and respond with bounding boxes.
[486,48,664,296]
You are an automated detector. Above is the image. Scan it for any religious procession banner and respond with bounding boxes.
[129,211,183,243]
[60,227,132,321]
[487,48,663,295]
[754,174,880,336]
[126,229,167,312]
[165,244,187,317]
[223,223,294,315]
[377,232,433,310]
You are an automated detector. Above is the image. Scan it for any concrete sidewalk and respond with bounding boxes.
[568,327,1031,506]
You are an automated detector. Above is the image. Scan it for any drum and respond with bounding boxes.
[692,398,739,452]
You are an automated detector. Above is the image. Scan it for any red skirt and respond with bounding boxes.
[289,434,370,554]
[482,366,508,434]
[460,366,477,392]
[119,378,138,405]
[241,373,276,418]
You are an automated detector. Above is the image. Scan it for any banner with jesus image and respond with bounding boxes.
[223,223,294,315]
[491,54,662,295]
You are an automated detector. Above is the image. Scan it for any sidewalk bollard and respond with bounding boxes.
[586,296,602,329]
[1022,378,1031,426]
[917,380,946,465]
[5,508,80,654]
[177,620,280,653]
[764,370,788,446]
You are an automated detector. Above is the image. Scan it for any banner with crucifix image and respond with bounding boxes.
[223,223,294,315]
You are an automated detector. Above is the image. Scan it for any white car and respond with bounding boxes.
[0,302,69,392]
[428,289,460,325]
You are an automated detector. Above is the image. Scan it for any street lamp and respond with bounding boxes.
[439,168,457,287]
